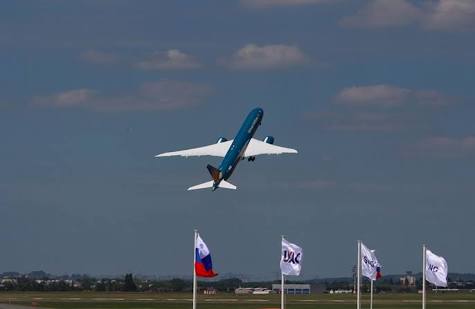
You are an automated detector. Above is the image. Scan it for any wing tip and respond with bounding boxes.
[283,148,298,154]
[155,152,176,157]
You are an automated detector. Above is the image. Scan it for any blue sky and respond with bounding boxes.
[1,0,474,279]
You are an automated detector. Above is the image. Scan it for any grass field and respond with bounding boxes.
[1,292,475,309]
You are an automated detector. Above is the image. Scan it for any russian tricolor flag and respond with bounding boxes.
[195,234,217,278]
[376,266,382,280]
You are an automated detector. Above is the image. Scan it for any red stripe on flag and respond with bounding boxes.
[195,262,217,278]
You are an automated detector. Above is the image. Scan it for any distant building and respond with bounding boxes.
[0,279,17,284]
[272,284,311,295]
[203,287,217,295]
[400,271,416,287]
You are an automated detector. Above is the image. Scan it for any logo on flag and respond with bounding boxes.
[195,234,217,278]
[361,242,382,281]
[425,249,447,287]
[280,238,303,276]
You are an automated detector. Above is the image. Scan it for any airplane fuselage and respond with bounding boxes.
[156,106,298,191]
[214,108,263,188]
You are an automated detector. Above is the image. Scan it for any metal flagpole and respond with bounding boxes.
[357,240,361,309]
[281,272,285,309]
[193,229,198,309]
[422,244,426,309]
[370,279,374,309]
[281,235,285,309]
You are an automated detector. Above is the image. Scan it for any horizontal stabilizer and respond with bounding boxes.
[219,180,237,190]
[187,180,237,191]
[188,181,214,191]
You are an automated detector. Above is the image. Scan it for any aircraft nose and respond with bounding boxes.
[255,107,264,117]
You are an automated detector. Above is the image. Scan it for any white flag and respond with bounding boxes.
[280,238,303,276]
[425,249,448,287]
[361,242,382,280]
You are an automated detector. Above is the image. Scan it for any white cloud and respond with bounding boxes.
[33,89,97,108]
[415,136,475,157]
[241,0,336,8]
[222,44,309,70]
[341,0,475,31]
[32,81,212,111]
[308,84,455,132]
[340,0,421,28]
[136,49,202,70]
[424,0,475,31]
[335,84,453,107]
[80,50,119,64]
[413,90,455,106]
[336,85,411,107]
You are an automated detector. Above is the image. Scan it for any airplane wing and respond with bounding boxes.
[244,138,298,157]
[155,140,233,158]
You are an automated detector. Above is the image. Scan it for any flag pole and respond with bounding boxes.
[193,229,198,309]
[370,279,374,309]
[281,235,285,309]
[422,244,426,309]
[357,240,361,309]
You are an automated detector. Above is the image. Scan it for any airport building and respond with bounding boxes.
[272,284,311,295]
[400,271,417,287]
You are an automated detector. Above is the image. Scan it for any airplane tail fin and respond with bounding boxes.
[187,180,237,191]
[206,164,221,182]
[187,165,236,191]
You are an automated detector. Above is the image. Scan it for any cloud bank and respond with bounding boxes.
[309,84,455,132]
[335,84,453,107]
[221,44,309,70]
[136,49,202,70]
[341,0,475,32]
[415,136,475,157]
[32,81,212,111]
[241,0,337,8]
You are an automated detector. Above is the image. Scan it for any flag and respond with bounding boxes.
[376,266,382,280]
[280,238,303,276]
[425,249,448,287]
[361,242,382,281]
[195,234,217,278]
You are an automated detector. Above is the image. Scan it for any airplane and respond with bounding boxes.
[155,108,298,191]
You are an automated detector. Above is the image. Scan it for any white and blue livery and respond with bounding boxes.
[156,108,298,191]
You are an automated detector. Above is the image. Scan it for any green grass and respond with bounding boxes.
[0,292,474,309]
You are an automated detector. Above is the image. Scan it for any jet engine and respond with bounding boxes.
[264,136,274,144]
[216,137,228,143]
